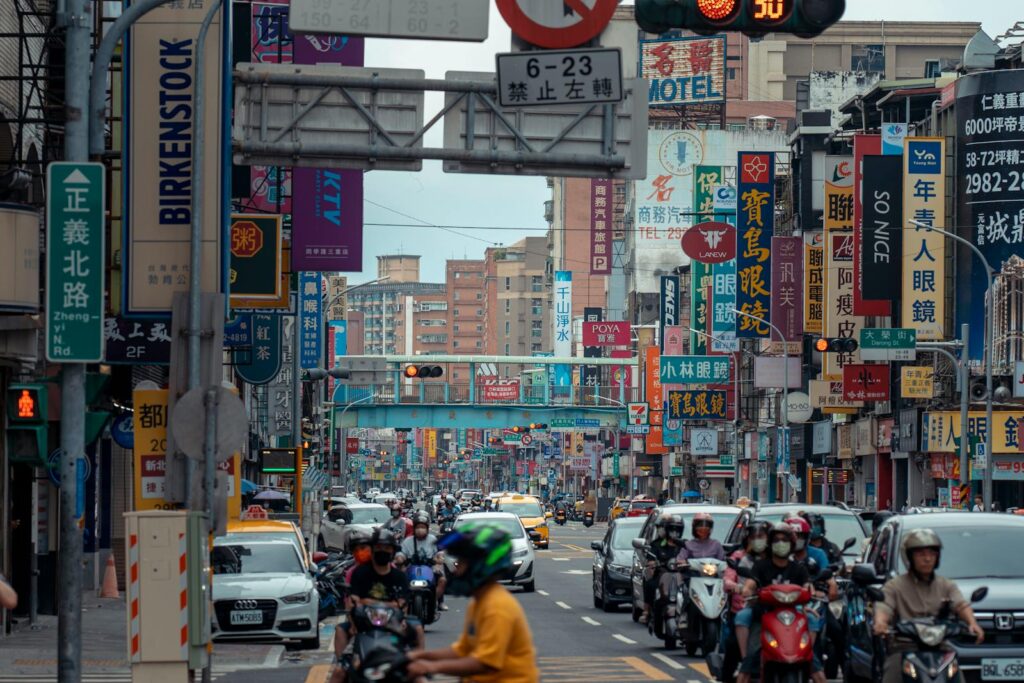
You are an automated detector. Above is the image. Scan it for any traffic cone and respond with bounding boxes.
[100,555,120,598]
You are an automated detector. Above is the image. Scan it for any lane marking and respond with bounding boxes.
[261,645,283,668]
[582,616,602,626]
[621,656,673,681]
[552,558,570,562]
[304,664,332,683]
[689,661,712,677]
[556,600,572,610]
[537,590,550,596]
[651,652,687,670]
[612,633,637,644]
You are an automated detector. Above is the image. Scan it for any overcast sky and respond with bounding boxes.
[356,2,1021,284]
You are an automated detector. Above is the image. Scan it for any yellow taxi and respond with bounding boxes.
[609,497,630,521]
[227,506,312,569]
[494,494,549,548]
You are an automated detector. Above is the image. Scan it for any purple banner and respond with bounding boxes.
[291,33,364,272]
[250,3,293,214]
[590,179,612,274]
[770,236,803,342]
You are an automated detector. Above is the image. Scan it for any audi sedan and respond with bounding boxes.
[455,512,536,592]
[211,535,319,649]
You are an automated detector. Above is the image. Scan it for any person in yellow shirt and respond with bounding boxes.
[406,522,539,683]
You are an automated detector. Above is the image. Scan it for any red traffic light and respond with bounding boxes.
[814,337,858,353]
[697,0,739,22]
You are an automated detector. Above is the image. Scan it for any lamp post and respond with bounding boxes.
[909,219,996,510]
[732,309,792,502]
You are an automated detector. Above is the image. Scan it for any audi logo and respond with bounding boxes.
[234,599,259,610]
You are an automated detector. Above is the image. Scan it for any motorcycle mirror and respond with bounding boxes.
[735,565,753,580]
[632,538,646,551]
[970,587,988,603]
[842,537,857,551]
[590,541,603,551]
[312,551,329,564]
[865,586,886,602]
[851,563,882,587]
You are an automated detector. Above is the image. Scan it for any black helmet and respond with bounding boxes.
[872,511,896,534]
[412,511,431,528]
[741,519,772,546]
[371,527,401,550]
[663,513,685,541]
[347,528,373,553]
[801,511,827,540]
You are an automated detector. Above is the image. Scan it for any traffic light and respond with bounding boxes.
[634,0,845,38]
[529,423,548,430]
[814,337,859,353]
[403,364,443,379]
[511,426,531,434]
[6,384,47,466]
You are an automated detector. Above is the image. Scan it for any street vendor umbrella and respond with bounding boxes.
[682,490,702,499]
[253,489,289,501]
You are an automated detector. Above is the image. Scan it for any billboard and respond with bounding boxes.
[804,232,824,335]
[823,232,863,380]
[590,178,612,274]
[902,138,946,341]
[582,321,630,347]
[770,236,803,342]
[553,271,572,386]
[640,36,726,107]
[660,275,680,350]
[852,136,890,316]
[736,151,775,337]
[229,214,283,302]
[860,155,903,306]
[711,185,738,353]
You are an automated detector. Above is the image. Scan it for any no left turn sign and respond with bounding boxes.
[496,0,619,49]
[521,433,534,446]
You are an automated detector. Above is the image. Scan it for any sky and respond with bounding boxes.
[355,1,1022,285]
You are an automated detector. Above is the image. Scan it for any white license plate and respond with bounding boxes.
[229,610,263,626]
[982,658,1024,680]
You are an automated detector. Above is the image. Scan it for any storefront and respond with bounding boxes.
[893,408,921,509]
[876,418,895,511]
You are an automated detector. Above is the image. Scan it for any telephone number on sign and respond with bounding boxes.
[964,171,1024,196]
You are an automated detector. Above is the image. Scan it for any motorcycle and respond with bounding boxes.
[647,554,685,650]
[438,517,455,535]
[583,510,595,528]
[555,508,567,526]
[403,554,439,626]
[749,582,815,683]
[344,603,413,683]
[679,557,729,658]
[312,550,351,620]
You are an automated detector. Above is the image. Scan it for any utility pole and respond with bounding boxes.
[58,0,91,679]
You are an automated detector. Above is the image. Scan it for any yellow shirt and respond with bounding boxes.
[452,582,539,683]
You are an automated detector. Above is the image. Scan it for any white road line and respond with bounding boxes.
[537,590,550,596]
[261,645,284,669]
[612,633,637,644]
[552,557,570,562]
[581,616,602,626]
[555,601,572,610]
[651,652,687,670]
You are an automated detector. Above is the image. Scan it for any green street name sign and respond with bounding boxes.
[46,162,105,362]
[551,418,575,428]
[860,328,916,362]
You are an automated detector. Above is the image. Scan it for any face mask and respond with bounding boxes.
[391,509,401,518]
[772,541,792,558]
[750,538,767,553]
[795,538,806,551]
[353,547,371,564]
[373,551,393,566]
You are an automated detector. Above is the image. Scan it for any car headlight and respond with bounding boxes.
[513,548,529,558]
[282,591,312,604]
[608,563,630,576]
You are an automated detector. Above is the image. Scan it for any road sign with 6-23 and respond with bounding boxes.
[860,328,917,361]
[46,162,106,362]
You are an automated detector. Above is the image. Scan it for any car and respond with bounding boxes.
[321,495,361,513]
[227,518,313,571]
[592,517,646,612]
[372,492,398,506]
[211,536,319,649]
[629,504,741,622]
[624,497,658,518]
[846,512,1024,683]
[723,503,869,564]
[494,494,549,549]
[455,511,536,592]
[609,497,630,521]
[318,502,390,552]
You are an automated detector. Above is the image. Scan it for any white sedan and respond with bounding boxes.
[454,512,535,592]
[211,536,319,649]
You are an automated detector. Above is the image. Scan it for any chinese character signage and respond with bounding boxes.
[851,136,890,316]
[298,272,322,369]
[770,236,803,341]
[268,316,295,437]
[553,271,573,386]
[590,179,612,274]
[736,152,774,337]
[690,262,711,353]
[660,355,731,384]
[640,36,725,107]
[860,155,903,306]
[804,232,824,335]
[694,165,722,224]
[823,232,863,380]
[902,137,946,341]
[133,388,171,511]
[582,321,630,346]
[955,71,1024,359]
[236,314,282,385]
[666,390,728,420]
[229,214,283,302]
[46,162,105,362]
[901,366,934,399]
[924,411,1024,454]
[825,156,854,231]
[809,379,863,413]
[711,184,738,352]
[842,364,890,401]
[660,275,680,350]
[581,307,602,388]
[292,168,364,271]
[103,317,172,364]
[644,346,662,410]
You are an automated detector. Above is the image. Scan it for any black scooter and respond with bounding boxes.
[344,603,413,683]
[583,510,595,527]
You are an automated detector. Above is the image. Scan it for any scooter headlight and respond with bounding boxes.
[771,590,800,605]
[913,623,948,647]
[409,579,429,588]
[799,631,810,650]
[702,563,718,576]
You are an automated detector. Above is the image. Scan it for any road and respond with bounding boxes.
[208,521,713,683]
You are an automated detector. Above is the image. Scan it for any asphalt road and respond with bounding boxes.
[208,521,715,683]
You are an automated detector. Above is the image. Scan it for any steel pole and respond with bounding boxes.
[959,325,970,506]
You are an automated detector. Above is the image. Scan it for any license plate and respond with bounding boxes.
[229,610,263,626]
[982,658,1024,680]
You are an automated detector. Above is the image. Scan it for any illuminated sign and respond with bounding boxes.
[259,448,298,474]
[7,384,45,423]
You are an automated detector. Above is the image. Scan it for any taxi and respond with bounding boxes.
[227,506,312,569]
[609,498,630,521]
[494,493,549,548]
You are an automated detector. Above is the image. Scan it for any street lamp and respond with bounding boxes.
[731,308,793,502]
[909,219,996,510]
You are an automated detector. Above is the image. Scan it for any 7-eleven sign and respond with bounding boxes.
[628,402,649,426]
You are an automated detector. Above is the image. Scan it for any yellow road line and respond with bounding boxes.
[304,663,333,683]
[690,661,712,678]
[622,656,673,680]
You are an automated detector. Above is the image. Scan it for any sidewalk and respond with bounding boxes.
[0,595,127,675]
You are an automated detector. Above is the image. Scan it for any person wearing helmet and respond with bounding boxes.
[384,499,413,539]
[736,523,816,683]
[801,511,842,564]
[872,528,984,683]
[406,523,539,682]
[397,511,448,611]
[724,521,772,663]
[640,512,685,625]
[439,495,461,522]
[786,516,837,674]
[676,511,726,562]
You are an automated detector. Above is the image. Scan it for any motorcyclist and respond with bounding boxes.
[872,528,984,683]
[384,499,413,538]
[640,512,685,625]
[397,511,448,611]
[736,523,820,683]
[438,495,461,525]
[724,521,772,664]
[406,522,539,682]
[802,511,842,564]
[676,511,726,562]
[787,516,837,665]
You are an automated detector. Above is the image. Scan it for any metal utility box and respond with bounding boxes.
[124,511,209,681]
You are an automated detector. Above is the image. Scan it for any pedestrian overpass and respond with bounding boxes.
[330,355,637,429]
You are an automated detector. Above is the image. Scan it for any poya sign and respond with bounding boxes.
[681,221,737,264]
[582,321,630,347]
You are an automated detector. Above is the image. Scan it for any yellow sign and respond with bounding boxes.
[901,366,935,399]
[132,389,175,511]
[424,429,437,464]
[804,232,823,335]
[822,232,863,380]
[901,138,946,341]
[924,411,1024,454]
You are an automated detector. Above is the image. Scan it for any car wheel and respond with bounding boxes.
[521,579,536,593]
[601,574,616,613]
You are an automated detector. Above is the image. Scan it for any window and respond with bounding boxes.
[505,300,511,314]
[453,324,460,332]
[454,291,460,300]
[454,309,460,316]
[476,340,482,347]
[531,276,543,292]
[505,321,511,334]
[851,44,885,74]
[453,340,460,348]
[453,371,460,379]
[476,292,482,300]
[477,308,483,316]
[504,344,510,355]
[727,67,736,80]
[924,59,940,78]
[531,343,542,353]
[476,325,483,332]
[505,277,511,291]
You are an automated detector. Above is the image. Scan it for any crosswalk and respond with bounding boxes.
[0,668,238,682]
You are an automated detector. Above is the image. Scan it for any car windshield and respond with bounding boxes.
[902,525,1024,578]
[501,501,544,517]
[461,517,525,538]
[211,542,302,575]
[662,509,739,542]
[611,523,644,550]
[757,512,866,553]
[350,507,390,525]
[630,501,656,510]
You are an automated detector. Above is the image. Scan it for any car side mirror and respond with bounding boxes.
[851,563,882,587]
[842,537,857,552]
[590,541,603,551]
[632,538,646,551]
[970,587,988,603]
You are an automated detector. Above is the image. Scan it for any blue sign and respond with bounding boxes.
[575,418,600,428]
[110,414,135,449]
[660,355,731,384]
[298,272,322,370]
[907,140,941,174]
[224,315,253,348]
[235,314,282,385]
[776,427,791,472]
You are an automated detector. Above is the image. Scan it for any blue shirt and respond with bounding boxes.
[803,545,829,576]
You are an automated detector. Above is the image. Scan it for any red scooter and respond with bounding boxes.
[754,583,813,683]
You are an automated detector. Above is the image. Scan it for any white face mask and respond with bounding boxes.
[795,538,806,551]
[772,541,792,558]
[750,538,767,553]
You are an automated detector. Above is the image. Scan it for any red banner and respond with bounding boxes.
[346,437,359,454]
[481,380,520,401]
[583,321,630,347]
[842,364,890,401]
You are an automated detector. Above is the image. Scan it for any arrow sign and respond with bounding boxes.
[496,0,619,48]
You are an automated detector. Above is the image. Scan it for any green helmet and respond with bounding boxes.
[438,522,513,596]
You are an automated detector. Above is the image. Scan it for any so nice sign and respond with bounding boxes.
[583,321,631,347]
[680,222,737,264]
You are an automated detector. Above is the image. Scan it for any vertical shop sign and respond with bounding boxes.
[860,155,904,304]
[901,138,946,341]
[804,232,824,335]
[553,271,573,386]
[660,275,680,350]
[590,179,612,274]
[736,152,774,337]
[770,236,803,341]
